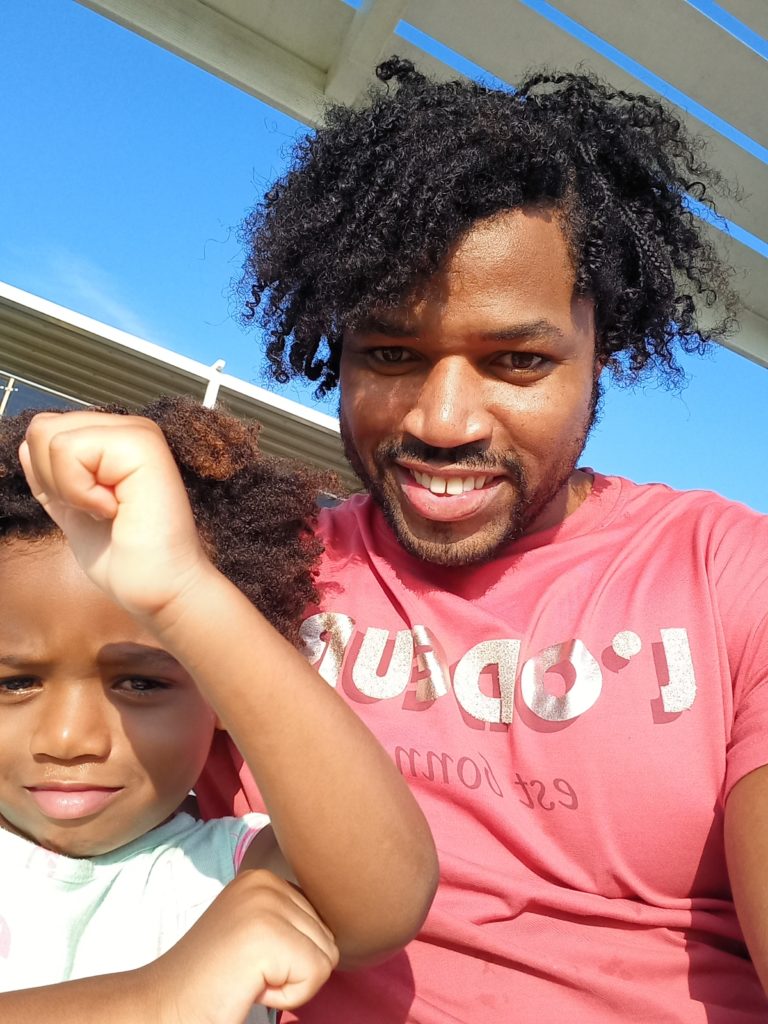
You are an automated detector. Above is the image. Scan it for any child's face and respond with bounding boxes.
[0,538,218,857]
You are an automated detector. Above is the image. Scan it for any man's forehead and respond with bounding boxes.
[444,209,574,283]
[360,209,575,321]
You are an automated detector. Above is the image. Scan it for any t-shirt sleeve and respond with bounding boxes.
[724,612,768,799]
[190,813,271,880]
[232,813,271,871]
[714,504,768,800]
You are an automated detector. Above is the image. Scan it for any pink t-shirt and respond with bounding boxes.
[199,473,768,1023]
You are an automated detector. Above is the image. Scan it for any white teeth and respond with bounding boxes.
[411,470,491,495]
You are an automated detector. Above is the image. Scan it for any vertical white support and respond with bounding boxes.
[202,359,226,408]
[0,376,16,417]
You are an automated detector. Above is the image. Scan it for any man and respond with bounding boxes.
[199,59,768,1022]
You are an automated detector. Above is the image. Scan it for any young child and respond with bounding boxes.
[0,397,437,1024]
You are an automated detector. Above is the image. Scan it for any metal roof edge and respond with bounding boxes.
[0,280,341,434]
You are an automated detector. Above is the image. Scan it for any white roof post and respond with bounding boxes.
[202,358,226,408]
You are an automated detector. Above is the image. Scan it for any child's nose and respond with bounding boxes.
[30,683,112,762]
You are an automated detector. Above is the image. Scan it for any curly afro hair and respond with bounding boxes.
[239,57,740,394]
[0,397,335,646]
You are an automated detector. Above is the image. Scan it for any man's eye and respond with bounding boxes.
[370,348,413,364]
[113,678,170,697]
[503,352,547,371]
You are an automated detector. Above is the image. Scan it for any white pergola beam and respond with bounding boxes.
[77,0,326,125]
[325,0,409,105]
[723,309,768,369]
[549,0,767,148]
[718,0,768,38]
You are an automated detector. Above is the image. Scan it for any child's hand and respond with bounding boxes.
[151,870,339,1023]
[19,411,209,619]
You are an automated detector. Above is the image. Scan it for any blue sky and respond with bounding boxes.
[1,0,766,512]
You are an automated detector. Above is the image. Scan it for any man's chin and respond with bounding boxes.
[383,501,523,567]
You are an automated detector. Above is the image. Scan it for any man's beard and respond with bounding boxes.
[339,379,602,567]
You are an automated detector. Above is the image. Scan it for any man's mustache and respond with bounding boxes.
[376,439,527,483]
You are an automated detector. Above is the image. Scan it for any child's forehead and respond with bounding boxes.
[0,538,173,661]
[0,535,96,594]
[0,533,67,564]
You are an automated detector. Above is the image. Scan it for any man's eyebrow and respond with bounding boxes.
[356,316,417,337]
[480,319,565,342]
[355,316,566,341]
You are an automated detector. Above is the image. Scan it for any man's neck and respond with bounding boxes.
[524,469,594,536]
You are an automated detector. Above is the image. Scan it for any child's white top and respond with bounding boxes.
[0,811,272,1023]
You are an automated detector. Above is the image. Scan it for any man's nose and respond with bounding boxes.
[401,358,493,453]
[30,684,112,762]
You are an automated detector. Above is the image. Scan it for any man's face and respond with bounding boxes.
[339,207,601,566]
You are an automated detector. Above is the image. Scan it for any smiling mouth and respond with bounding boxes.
[408,468,497,495]
[394,465,505,524]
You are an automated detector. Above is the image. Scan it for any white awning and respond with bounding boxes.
[0,280,358,490]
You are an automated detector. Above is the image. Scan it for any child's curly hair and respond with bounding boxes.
[0,396,336,645]
[239,57,740,395]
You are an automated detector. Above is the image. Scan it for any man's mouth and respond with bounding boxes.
[395,465,505,523]
[409,469,496,495]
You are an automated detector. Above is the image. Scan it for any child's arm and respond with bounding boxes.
[21,411,438,967]
[0,869,338,1023]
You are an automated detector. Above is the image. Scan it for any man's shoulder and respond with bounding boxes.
[596,472,764,523]
[593,474,767,568]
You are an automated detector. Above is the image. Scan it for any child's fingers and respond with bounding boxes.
[46,427,121,519]
[23,415,119,519]
[24,411,179,521]
[257,945,338,1009]
[278,899,339,969]
[254,921,339,1010]
[235,870,339,965]
[275,881,338,950]
[20,413,60,505]
[17,440,47,505]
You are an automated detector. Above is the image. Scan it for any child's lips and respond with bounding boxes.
[26,785,123,819]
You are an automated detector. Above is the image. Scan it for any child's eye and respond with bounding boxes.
[113,677,170,697]
[0,677,40,696]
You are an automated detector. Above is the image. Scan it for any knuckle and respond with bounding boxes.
[232,869,287,908]
[239,867,283,890]
[48,431,74,455]
[24,414,53,444]
[128,416,163,438]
